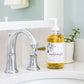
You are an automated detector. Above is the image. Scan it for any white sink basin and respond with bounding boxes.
[1,71,84,84]
[20,79,84,84]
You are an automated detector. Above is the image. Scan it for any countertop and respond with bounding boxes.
[0,62,84,83]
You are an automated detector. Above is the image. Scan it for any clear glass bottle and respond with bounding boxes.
[47,19,65,69]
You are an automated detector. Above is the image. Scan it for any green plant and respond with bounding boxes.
[65,28,80,42]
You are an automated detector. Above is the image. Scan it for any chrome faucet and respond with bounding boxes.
[5,29,40,74]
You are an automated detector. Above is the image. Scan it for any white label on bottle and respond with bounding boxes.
[47,43,65,63]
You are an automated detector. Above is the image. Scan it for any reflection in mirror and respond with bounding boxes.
[0,0,44,21]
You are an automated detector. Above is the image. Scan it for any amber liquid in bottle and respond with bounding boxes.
[47,31,64,69]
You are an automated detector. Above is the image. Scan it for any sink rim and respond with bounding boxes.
[1,71,84,84]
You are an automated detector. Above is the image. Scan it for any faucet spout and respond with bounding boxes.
[5,29,39,74]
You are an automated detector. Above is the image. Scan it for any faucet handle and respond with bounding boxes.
[27,46,46,71]
[37,46,46,51]
[27,53,40,71]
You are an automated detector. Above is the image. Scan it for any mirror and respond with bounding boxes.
[0,0,44,21]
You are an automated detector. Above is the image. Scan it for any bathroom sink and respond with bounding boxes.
[1,71,84,84]
[19,79,84,84]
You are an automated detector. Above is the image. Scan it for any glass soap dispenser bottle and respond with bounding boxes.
[47,18,65,69]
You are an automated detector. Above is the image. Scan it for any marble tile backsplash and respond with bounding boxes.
[0,28,51,71]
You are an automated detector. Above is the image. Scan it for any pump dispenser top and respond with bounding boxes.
[50,18,60,32]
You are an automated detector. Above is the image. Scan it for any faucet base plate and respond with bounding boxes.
[27,66,40,71]
[5,69,18,74]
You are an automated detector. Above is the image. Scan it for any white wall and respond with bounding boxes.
[44,0,64,31]
[64,0,84,62]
